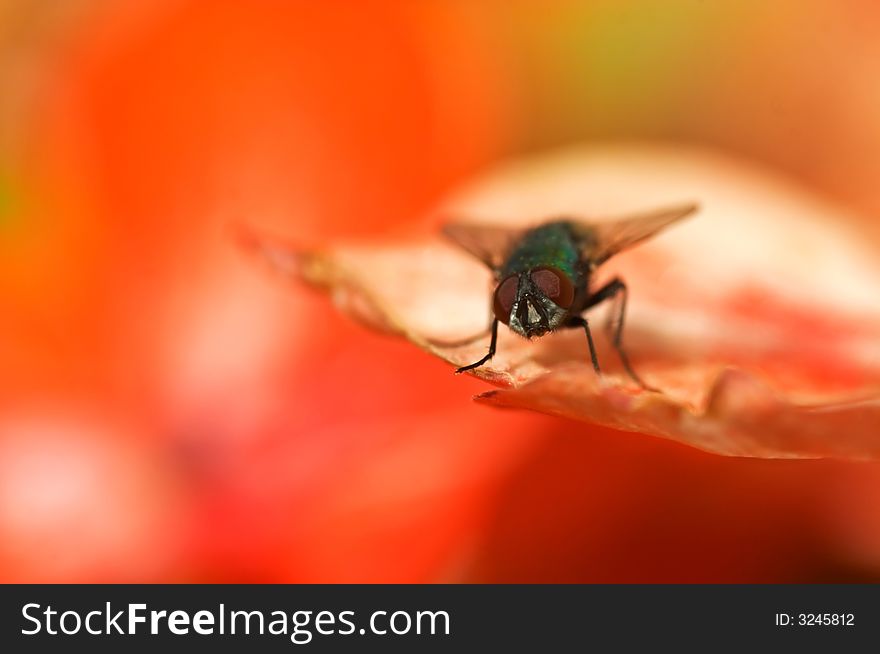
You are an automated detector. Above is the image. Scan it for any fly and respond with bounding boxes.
[442,203,698,389]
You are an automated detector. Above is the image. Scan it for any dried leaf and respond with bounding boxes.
[249,144,880,459]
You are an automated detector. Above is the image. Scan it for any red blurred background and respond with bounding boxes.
[2,1,880,582]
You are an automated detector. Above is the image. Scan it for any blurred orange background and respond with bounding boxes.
[2,0,880,582]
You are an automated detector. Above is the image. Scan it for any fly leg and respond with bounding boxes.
[584,277,656,391]
[427,319,493,348]
[564,316,601,374]
[454,319,499,374]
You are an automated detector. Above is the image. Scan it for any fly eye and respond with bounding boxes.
[492,275,518,324]
[530,267,574,309]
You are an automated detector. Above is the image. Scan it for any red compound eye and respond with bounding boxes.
[492,275,518,324]
[530,267,574,309]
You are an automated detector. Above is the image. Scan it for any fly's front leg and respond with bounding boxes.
[564,316,601,374]
[454,319,499,374]
[428,319,493,348]
[584,277,656,391]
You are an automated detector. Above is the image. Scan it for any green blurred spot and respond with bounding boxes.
[506,0,744,146]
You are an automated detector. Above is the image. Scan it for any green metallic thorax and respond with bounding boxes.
[500,221,582,280]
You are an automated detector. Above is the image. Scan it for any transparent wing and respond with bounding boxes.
[441,222,527,271]
[444,203,697,269]
[577,202,698,266]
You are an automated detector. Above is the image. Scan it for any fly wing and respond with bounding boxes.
[442,222,527,272]
[576,202,698,267]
